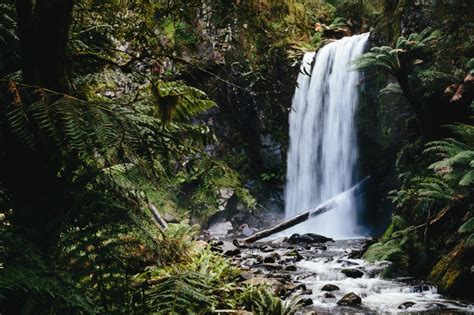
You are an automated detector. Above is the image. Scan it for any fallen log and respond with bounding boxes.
[235,177,370,245]
[148,203,168,231]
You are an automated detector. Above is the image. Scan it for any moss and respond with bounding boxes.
[428,242,474,300]
[381,215,408,240]
[363,216,426,278]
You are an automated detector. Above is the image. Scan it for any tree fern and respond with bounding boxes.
[144,271,216,314]
[425,124,474,187]
[151,80,216,124]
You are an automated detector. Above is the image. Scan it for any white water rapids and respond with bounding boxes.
[285,33,370,239]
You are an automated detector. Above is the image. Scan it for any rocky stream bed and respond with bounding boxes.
[207,233,474,314]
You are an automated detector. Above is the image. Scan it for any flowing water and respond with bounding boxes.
[216,33,474,314]
[230,238,474,314]
[285,33,370,239]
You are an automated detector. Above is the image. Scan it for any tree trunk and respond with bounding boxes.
[235,177,370,244]
[397,74,433,138]
[16,0,74,92]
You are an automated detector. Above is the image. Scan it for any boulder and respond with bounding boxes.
[300,298,313,306]
[321,284,340,291]
[323,292,335,299]
[285,265,297,271]
[263,255,276,263]
[341,268,364,278]
[337,292,361,306]
[224,248,241,257]
[428,243,474,300]
[263,252,280,263]
[288,233,333,244]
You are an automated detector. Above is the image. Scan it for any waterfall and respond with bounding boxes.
[285,33,369,239]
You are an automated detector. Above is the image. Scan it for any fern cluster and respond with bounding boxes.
[353,28,438,77]
[389,121,473,241]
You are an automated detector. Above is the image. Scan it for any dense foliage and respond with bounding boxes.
[357,1,473,297]
[0,0,472,312]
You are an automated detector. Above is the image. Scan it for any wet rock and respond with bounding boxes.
[268,273,291,282]
[341,268,364,278]
[321,284,340,291]
[263,255,276,263]
[280,283,303,297]
[320,245,327,250]
[349,238,377,259]
[288,233,333,244]
[427,243,472,297]
[261,245,275,253]
[210,246,223,253]
[398,301,416,310]
[302,289,313,295]
[337,292,361,306]
[262,263,283,271]
[283,249,304,261]
[323,292,335,299]
[224,248,241,257]
[300,298,313,306]
[285,265,297,271]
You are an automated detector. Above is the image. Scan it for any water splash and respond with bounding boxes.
[285,33,370,239]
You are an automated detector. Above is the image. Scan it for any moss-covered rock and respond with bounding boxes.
[363,216,427,278]
[428,242,474,300]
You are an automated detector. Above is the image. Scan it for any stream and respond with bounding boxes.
[216,236,474,314]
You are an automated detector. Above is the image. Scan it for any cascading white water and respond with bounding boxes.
[285,33,369,239]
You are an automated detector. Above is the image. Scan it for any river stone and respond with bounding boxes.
[224,248,241,257]
[337,292,362,306]
[323,292,335,299]
[288,233,333,244]
[262,263,283,271]
[300,298,313,306]
[283,249,304,261]
[341,268,364,278]
[398,301,416,310]
[285,265,297,271]
[263,252,280,263]
[321,284,340,291]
